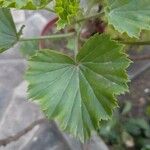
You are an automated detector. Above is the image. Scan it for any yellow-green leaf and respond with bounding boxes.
[55,0,80,28]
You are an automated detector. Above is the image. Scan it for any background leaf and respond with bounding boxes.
[121,101,132,115]
[0,0,52,9]
[105,0,150,38]
[0,8,18,53]
[26,34,130,142]
[124,118,150,136]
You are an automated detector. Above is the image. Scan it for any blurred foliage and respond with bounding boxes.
[146,105,150,117]
[99,101,150,150]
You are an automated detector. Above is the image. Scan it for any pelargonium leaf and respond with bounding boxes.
[26,34,131,142]
[0,8,19,53]
[0,0,52,9]
[105,0,150,38]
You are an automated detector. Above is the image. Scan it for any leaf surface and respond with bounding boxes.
[0,8,18,53]
[26,34,130,141]
[106,0,150,37]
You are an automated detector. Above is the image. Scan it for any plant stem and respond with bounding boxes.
[74,12,104,24]
[74,32,79,60]
[74,25,81,60]
[81,37,150,45]
[19,32,75,42]
[119,40,150,45]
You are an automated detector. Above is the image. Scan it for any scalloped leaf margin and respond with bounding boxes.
[105,0,150,38]
[26,34,131,142]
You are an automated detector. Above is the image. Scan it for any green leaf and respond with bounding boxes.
[55,0,80,28]
[124,118,150,136]
[121,101,132,115]
[0,8,18,53]
[99,116,119,143]
[105,0,150,38]
[0,0,52,9]
[142,145,150,150]
[19,41,39,57]
[26,34,130,142]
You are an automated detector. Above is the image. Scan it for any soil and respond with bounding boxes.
[120,67,150,118]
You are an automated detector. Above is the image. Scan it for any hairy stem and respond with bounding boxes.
[119,40,150,45]
[74,25,81,60]
[74,11,104,24]
[74,35,79,59]
[19,32,75,42]
[81,36,150,45]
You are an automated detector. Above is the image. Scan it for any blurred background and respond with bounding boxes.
[0,7,150,150]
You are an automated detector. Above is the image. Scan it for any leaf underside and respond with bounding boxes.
[106,0,150,38]
[26,34,131,142]
[0,8,18,53]
[0,0,51,9]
